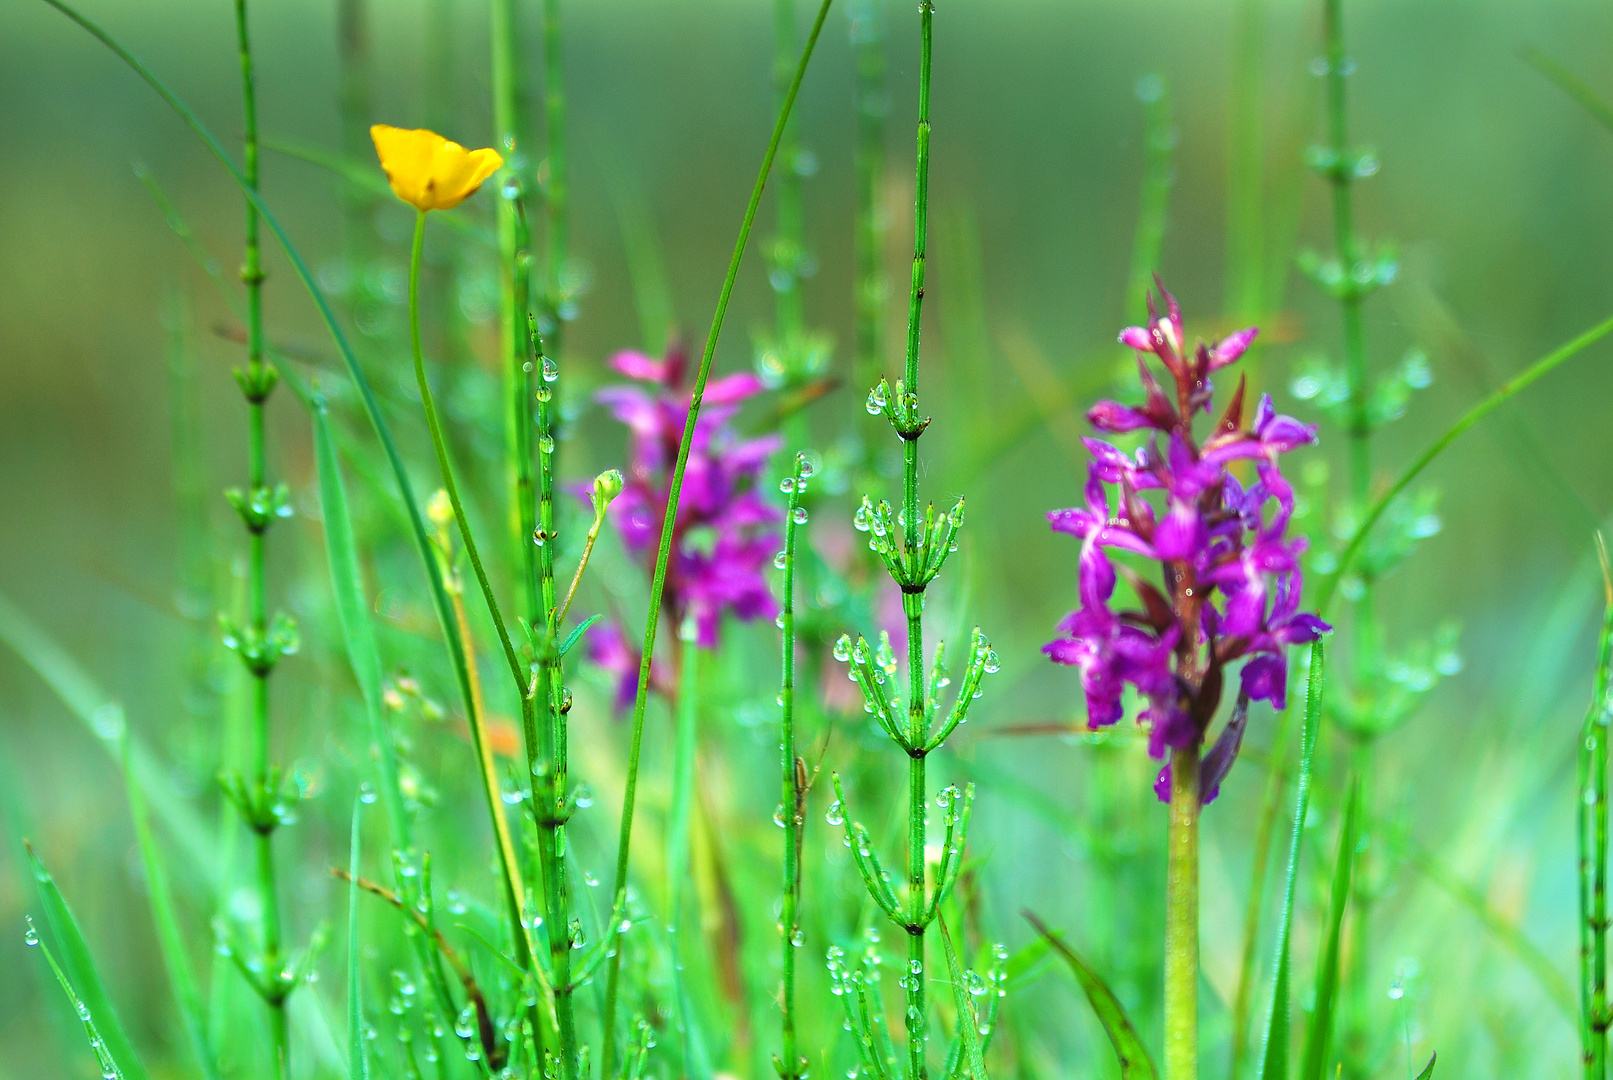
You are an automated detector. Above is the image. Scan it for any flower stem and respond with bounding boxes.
[597,2,836,1071]
[1164,743,1200,1080]
[407,210,552,1046]
[231,1,287,1070]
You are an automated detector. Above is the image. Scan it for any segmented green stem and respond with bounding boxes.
[529,326,577,1080]
[1164,743,1199,1080]
[231,2,286,1069]
[1321,5,1378,1063]
[597,3,836,1072]
[900,10,933,1078]
[1322,0,1376,681]
[1581,566,1613,1079]
[492,0,539,626]
[779,459,807,1080]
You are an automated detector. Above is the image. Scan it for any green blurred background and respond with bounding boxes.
[5,0,1613,1076]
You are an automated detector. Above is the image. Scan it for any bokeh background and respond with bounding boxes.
[6,0,1613,1077]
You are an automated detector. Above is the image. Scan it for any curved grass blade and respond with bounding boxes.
[24,842,150,1080]
[1315,313,1613,614]
[1413,1052,1436,1079]
[121,736,220,1080]
[347,798,368,1080]
[1521,48,1613,133]
[1298,776,1360,1080]
[1024,911,1157,1080]
[1259,640,1326,1080]
[598,0,838,1069]
[938,914,990,1080]
[313,396,409,850]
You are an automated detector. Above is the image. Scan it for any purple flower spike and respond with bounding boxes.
[1046,281,1330,806]
[595,343,782,649]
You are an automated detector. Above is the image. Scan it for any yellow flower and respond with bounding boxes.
[370,125,503,212]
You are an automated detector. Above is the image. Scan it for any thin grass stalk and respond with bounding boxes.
[1581,545,1613,1078]
[597,3,837,1071]
[492,0,539,625]
[778,454,810,1080]
[544,0,568,349]
[1230,701,1296,1080]
[850,0,886,394]
[1313,310,1613,618]
[772,0,805,345]
[230,1,289,1069]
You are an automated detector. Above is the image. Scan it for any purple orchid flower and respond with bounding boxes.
[1045,280,1329,805]
[596,343,782,649]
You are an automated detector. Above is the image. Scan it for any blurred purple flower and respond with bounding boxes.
[1044,280,1328,805]
[596,343,782,648]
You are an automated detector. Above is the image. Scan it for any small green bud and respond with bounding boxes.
[592,469,624,515]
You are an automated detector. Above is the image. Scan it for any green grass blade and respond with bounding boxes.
[1259,640,1326,1080]
[1413,1052,1436,1079]
[1298,776,1360,1080]
[314,397,410,850]
[347,798,369,1080]
[0,590,214,878]
[24,842,151,1080]
[121,737,220,1080]
[26,918,128,1079]
[1521,48,1613,133]
[938,914,991,1080]
[1024,911,1157,1080]
[1316,313,1613,615]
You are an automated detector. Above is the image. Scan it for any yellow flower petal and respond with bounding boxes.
[370,124,505,212]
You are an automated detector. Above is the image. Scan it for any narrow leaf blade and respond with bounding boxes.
[1025,911,1158,1080]
[122,737,220,1080]
[938,914,990,1080]
[313,401,409,849]
[25,842,151,1080]
[1260,640,1327,1080]
[1298,776,1361,1080]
